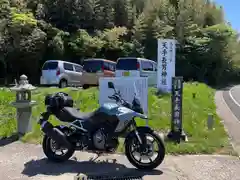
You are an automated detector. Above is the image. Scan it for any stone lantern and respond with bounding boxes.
[10,74,37,135]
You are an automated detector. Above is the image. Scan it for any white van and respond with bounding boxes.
[115,57,157,86]
[40,60,83,88]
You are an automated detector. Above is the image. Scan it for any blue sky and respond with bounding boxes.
[214,0,240,32]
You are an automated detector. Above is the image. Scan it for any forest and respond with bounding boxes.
[0,0,240,86]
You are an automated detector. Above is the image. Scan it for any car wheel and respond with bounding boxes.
[59,79,67,88]
[82,84,89,89]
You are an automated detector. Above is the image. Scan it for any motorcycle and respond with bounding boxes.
[38,82,165,170]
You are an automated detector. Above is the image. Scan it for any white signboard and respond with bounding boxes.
[157,39,176,92]
[99,77,148,114]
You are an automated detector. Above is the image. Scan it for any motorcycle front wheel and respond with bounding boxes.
[125,130,165,170]
[42,135,75,162]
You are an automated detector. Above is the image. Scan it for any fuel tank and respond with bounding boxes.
[86,103,120,130]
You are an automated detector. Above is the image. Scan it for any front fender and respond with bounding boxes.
[124,126,153,145]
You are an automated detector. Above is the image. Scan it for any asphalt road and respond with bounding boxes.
[223,85,240,120]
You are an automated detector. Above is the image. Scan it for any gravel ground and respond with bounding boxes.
[1,142,240,180]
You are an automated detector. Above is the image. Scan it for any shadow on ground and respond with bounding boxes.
[22,158,162,178]
[0,133,19,147]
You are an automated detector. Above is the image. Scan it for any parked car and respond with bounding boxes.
[115,57,157,86]
[40,60,83,88]
[80,58,116,89]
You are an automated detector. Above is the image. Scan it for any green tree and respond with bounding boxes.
[68,29,104,61]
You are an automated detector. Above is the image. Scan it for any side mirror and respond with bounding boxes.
[108,82,114,89]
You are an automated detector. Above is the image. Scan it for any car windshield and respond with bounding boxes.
[116,58,138,70]
[83,60,102,72]
[42,62,58,70]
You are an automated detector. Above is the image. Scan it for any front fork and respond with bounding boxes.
[134,130,143,144]
[131,122,147,146]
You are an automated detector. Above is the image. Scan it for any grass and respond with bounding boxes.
[0,83,234,155]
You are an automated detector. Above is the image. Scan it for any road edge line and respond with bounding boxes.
[229,86,240,107]
[219,90,240,157]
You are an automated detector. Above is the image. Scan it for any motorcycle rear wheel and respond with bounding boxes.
[125,131,165,170]
[42,135,75,162]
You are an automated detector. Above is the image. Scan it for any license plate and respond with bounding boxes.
[123,71,130,76]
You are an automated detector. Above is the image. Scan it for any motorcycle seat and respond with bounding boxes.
[62,107,94,121]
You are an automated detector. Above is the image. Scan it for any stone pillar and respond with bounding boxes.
[16,107,33,134]
[10,74,37,135]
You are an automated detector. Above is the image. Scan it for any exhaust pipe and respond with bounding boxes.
[40,120,72,149]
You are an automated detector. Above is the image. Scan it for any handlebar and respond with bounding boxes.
[108,95,117,101]
[108,94,121,102]
[108,87,138,110]
[108,93,130,108]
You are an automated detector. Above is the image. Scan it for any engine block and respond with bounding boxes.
[92,128,119,151]
[93,129,106,150]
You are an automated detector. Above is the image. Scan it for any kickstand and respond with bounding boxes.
[89,153,102,162]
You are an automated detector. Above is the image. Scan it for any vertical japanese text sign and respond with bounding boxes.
[157,39,176,92]
[171,77,183,138]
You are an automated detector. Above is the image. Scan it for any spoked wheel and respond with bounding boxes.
[125,131,165,170]
[42,135,75,162]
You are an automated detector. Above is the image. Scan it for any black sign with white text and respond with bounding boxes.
[171,77,183,136]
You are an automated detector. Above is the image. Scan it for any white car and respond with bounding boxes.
[115,57,157,86]
[40,60,83,88]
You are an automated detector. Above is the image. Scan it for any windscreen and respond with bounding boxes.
[116,58,138,70]
[83,60,102,73]
[42,62,58,70]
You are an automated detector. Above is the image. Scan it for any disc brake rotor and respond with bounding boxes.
[131,134,158,162]
[50,139,68,154]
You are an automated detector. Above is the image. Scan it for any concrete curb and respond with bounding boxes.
[215,90,240,156]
